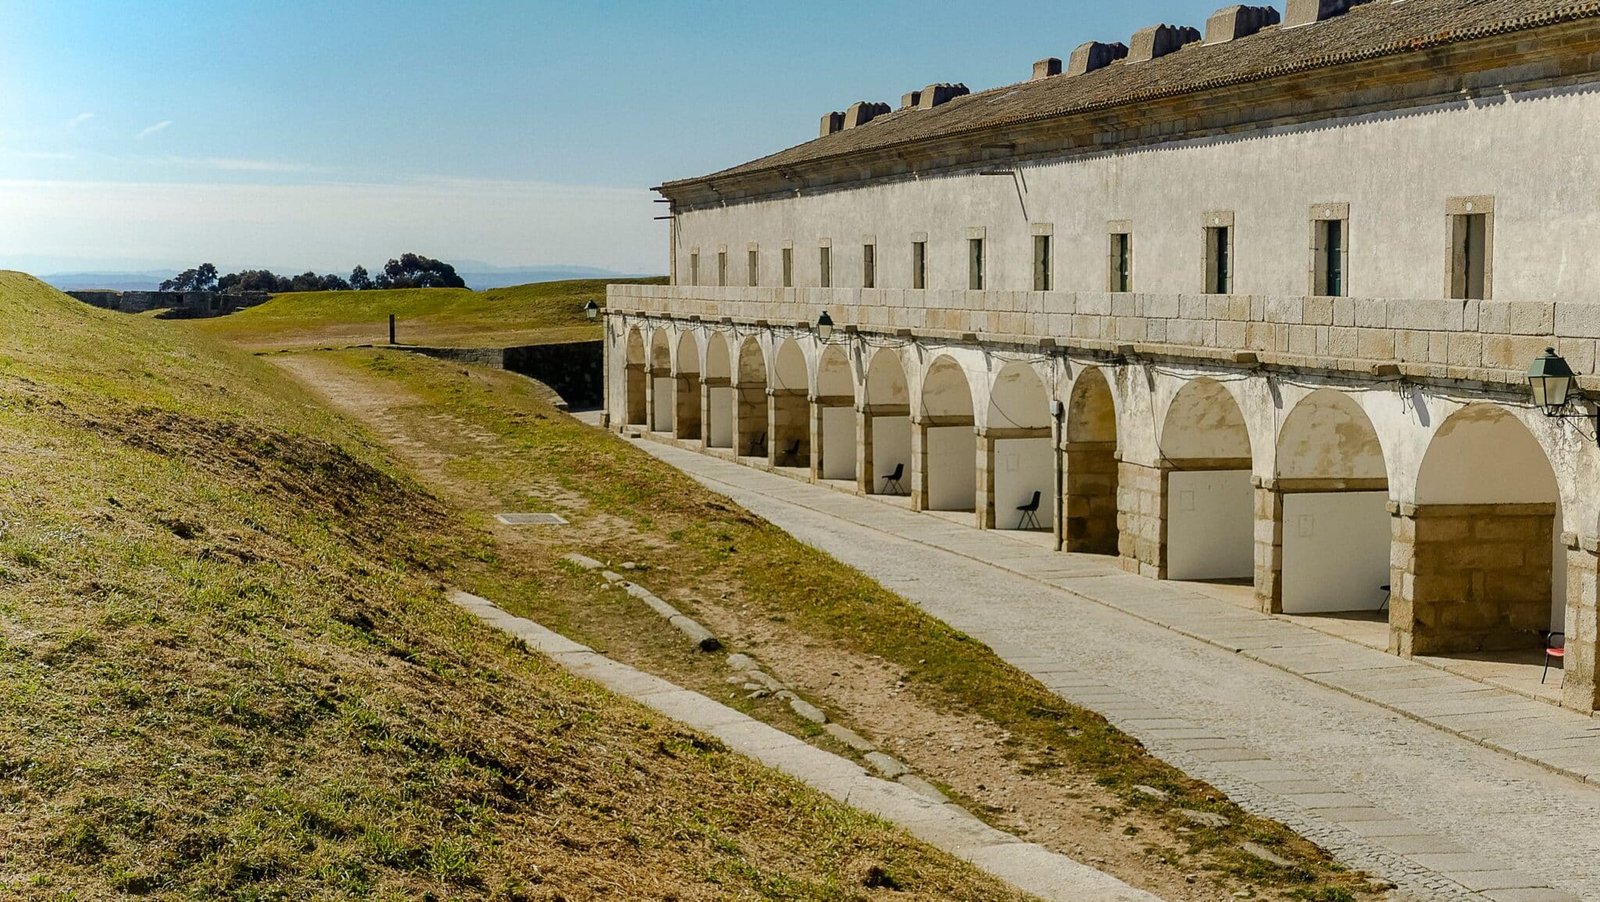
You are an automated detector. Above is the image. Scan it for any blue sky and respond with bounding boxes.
[0,0,1201,275]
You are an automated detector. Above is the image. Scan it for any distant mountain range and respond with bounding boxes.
[42,264,653,293]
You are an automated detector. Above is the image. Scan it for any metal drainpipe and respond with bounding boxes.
[1051,397,1065,552]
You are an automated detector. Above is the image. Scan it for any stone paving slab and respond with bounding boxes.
[630,440,1600,901]
[449,590,1160,902]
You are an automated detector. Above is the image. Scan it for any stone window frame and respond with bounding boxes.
[717,245,728,287]
[1445,195,1494,301]
[967,226,986,291]
[688,247,700,287]
[780,242,794,288]
[1309,203,1349,298]
[747,242,760,288]
[1107,220,1133,293]
[1031,222,1054,292]
[1202,210,1235,295]
[862,234,877,289]
[911,231,928,290]
[818,238,832,289]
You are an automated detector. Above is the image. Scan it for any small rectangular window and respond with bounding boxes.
[912,241,926,290]
[819,245,832,288]
[1204,226,1232,294]
[968,238,985,290]
[781,247,793,288]
[717,251,728,287]
[747,249,759,287]
[1032,235,1051,291]
[863,243,876,288]
[1313,219,1345,297]
[1450,213,1489,300]
[689,253,700,286]
[1109,233,1132,292]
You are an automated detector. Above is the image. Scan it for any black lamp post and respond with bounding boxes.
[583,299,600,321]
[1528,347,1596,441]
[816,311,834,341]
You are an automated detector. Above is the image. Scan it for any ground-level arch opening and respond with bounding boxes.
[649,329,673,433]
[918,355,977,513]
[1270,389,1389,616]
[1401,404,1563,657]
[863,349,912,495]
[1065,367,1118,554]
[673,332,702,441]
[771,339,810,468]
[984,362,1054,531]
[623,327,647,427]
[735,338,768,459]
[1157,378,1254,581]
[704,333,733,448]
[815,345,855,481]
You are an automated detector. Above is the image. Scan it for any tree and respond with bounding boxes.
[160,262,219,292]
[376,253,465,289]
[349,265,372,291]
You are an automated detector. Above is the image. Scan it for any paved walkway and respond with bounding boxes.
[634,437,1600,902]
[448,590,1158,902]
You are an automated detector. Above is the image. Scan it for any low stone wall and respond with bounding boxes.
[406,340,603,410]
[68,289,271,318]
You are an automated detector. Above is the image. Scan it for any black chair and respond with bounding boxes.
[1541,630,1566,685]
[747,432,767,457]
[1379,584,1391,613]
[782,439,803,465]
[881,462,906,495]
[1016,491,1042,530]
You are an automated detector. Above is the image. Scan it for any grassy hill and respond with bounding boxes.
[0,271,1022,899]
[190,277,665,351]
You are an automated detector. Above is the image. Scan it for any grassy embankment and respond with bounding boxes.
[189,277,665,351]
[0,271,1025,900]
[265,337,1377,901]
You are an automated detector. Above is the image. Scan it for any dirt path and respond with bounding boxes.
[270,350,1373,902]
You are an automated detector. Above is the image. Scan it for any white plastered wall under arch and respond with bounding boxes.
[1159,376,1255,581]
[921,353,978,511]
[704,332,734,448]
[987,360,1055,530]
[817,345,857,480]
[865,347,913,493]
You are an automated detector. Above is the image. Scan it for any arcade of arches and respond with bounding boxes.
[607,318,1600,714]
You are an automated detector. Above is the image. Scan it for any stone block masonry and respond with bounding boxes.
[412,340,604,410]
[1117,461,1166,579]
[1064,442,1118,554]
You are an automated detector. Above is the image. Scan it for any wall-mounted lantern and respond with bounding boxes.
[1528,347,1596,441]
[583,299,600,320]
[816,311,834,341]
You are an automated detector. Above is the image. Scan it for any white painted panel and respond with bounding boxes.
[707,386,733,447]
[652,377,674,432]
[822,407,856,480]
[1167,469,1253,580]
[994,438,1054,530]
[872,416,912,494]
[1282,492,1390,613]
[927,426,976,511]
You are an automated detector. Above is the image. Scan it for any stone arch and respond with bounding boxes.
[648,329,673,432]
[703,333,734,449]
[734,337,768,458]
[985,362,1053,530]
[623,326,647,426]
[1065,367,1119,554]
[673,331,702,441]
[918,355,977,512]
[1399,404,1564,654]
[1157,378,1253,580]
[1269,390,1391,614]
[815,345,856,481]
[770,339,809,466]
[863,348,912,495]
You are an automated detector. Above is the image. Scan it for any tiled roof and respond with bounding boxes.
[662,0,1600,191]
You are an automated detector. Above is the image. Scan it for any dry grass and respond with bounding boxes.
[188,277,664,351]
[0,272,1025,900]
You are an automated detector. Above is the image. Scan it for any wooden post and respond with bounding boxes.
[388,313,396,345]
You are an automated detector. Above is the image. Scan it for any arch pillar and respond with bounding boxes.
[1118,460,1168,578]
[911,419,930,511]
[976,431,997,529]
[1562,538,1599,711]
[855,408,875,494]
[1254,478,1285,614]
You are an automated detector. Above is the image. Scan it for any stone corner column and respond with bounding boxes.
[699,379,713,448]
[1562,538,1600,713]
[855,408,875,495]
[910,418,930,512]
[643,371,658,432]
[1386,501,1419,657]
[1116,458,1167,580]
[765,388,780,467]
[1253,478,1284,615]
[808,398,824,482]
[976,430,997,530]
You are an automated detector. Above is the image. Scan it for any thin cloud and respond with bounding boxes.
[136,120,173,140]
[161,155,317,174]
[66,112,94,128]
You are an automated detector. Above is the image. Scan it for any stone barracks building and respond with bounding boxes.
[605,0,1600,713]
